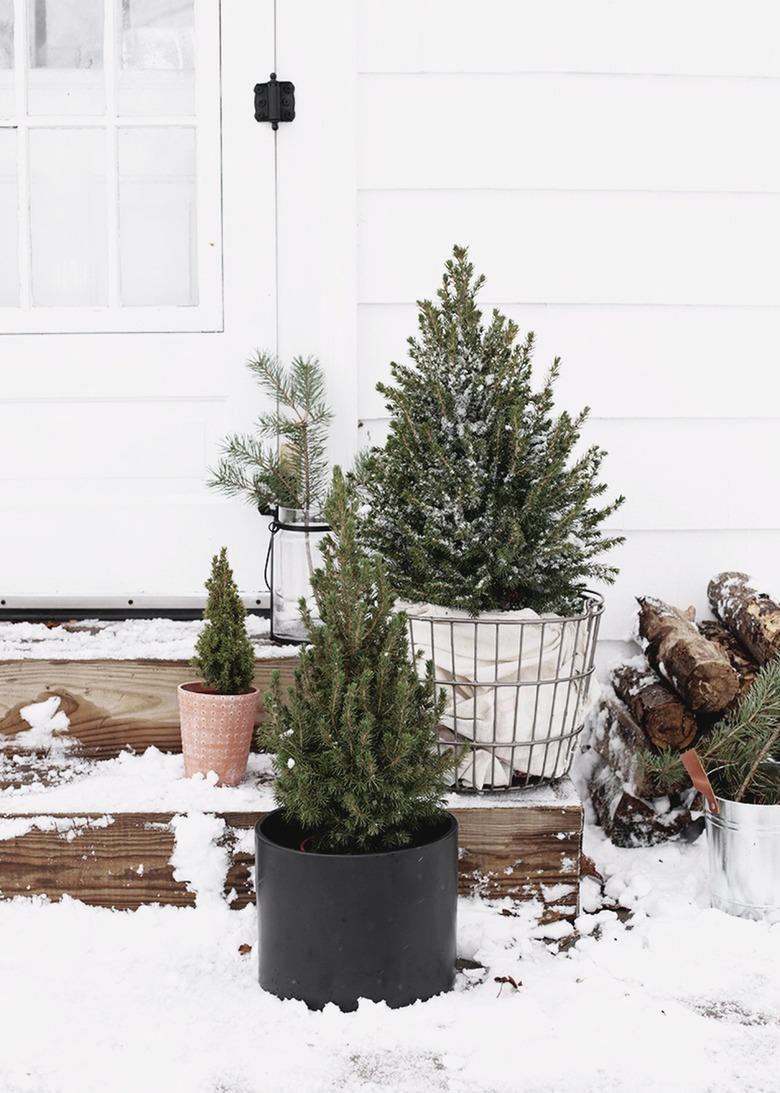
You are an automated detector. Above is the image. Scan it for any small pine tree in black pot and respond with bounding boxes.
[356,247,624,790]
[178,547,259,787]
[255,468,458,1011]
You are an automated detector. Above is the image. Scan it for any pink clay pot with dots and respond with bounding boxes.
[178,682,260,787]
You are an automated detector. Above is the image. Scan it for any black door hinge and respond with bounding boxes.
[254,73,295,130]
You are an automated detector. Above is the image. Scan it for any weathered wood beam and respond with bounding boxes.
[0,802,583,921]
[0,658,298,758]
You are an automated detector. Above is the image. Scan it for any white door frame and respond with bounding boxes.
[274,0,359,475]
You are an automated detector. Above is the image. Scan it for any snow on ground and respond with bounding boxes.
[0,744,576,814]
[0,616,299,660]
[0,747,278,815]
[0,825,778,1093]
[0,700,577,813]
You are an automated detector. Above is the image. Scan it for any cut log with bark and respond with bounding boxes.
[588,694,651,795]
[636,597,740,713]
[697,619,759,699]
[707,572,780,667]
[585,751,703,849]
[611,661,698,751]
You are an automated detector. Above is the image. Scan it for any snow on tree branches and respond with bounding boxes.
[357,246,625,615]
[260,468,453,853]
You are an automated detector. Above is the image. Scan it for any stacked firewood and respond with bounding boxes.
[585,572,780,847]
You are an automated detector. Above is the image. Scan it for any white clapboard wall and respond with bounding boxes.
[356,0,780,648]
[2,0,779,650]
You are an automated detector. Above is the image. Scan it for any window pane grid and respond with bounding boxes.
[0,0,218,332]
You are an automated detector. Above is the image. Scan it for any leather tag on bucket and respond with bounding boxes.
[681,749,719,814]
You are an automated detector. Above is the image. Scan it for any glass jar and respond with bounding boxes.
[266,507,329,644]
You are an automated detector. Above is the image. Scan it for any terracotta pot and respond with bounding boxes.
[177,682,259,787]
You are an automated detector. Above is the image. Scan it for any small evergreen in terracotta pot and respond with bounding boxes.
[256,468,457,1011]
[179,547,258,786]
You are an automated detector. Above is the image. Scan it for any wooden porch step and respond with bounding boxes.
[0,651,584,922]
[0,797,583,921]
[0,657,299,758]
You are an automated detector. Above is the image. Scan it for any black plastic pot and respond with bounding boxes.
[255,810,458,1011]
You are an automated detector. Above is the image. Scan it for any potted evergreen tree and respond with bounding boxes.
[256,468,458,1011]
[642,657,780,921]
[178,548,259,786]
[209,352,332,644]
[358,246,625,789]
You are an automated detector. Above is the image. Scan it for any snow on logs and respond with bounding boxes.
[587,577,772,848]
[696,619,759,701]
[611,661,697,751]
[636,596,739,713]
[708,572,780,667]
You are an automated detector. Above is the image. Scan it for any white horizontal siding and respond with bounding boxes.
[358,190,780,306]
[597,530,780,641]
[356,2,780,643]
[358,304,780,420]
[359,75,780,193]
[358,0,780,77]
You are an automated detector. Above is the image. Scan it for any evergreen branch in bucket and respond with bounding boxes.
[639,656,780,805]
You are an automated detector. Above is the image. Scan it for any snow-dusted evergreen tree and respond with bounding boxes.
[358,246,625,615]
[192,548,256,695]
[261,468,452,852]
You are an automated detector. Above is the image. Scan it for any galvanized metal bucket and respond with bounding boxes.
[705,796,780,923]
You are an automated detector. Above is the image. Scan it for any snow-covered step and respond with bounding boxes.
[0,617,299,758]
[0,749,583,921]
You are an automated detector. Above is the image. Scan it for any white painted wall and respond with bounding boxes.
[355,0,780,648]
[2,0,779,649]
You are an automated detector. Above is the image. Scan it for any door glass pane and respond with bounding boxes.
[0,128,18,304]
[118,126,197,305]
[30,128,108,306]
[0,0,13,118]
[28,0,105,115]
[119,0,194,116]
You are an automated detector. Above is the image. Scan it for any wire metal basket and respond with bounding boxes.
[405,591,604,793]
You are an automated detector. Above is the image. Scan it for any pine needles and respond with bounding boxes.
[639,656,780,805]
[357,246,625,615]
[209,353,332,517]
[260,468,454,853]
[192,548,256,695]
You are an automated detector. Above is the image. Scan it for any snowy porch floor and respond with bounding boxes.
[1,826,777,1093]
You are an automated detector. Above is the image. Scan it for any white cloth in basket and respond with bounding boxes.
[401,601,596,790]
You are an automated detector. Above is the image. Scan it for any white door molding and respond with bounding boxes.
[275,0,359,474]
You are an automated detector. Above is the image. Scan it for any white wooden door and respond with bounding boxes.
[0,0,277,604]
